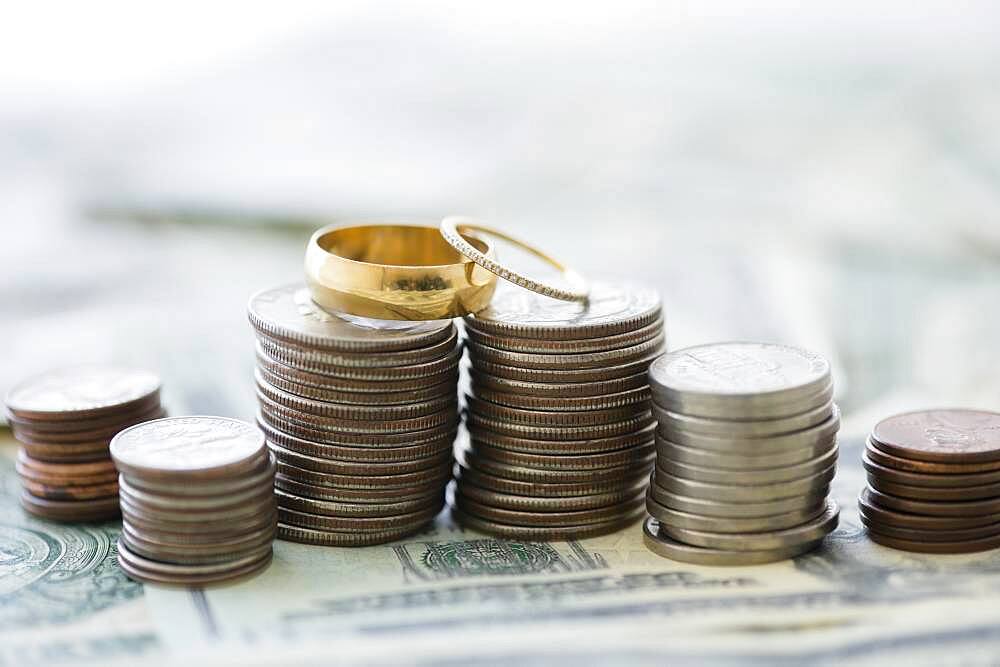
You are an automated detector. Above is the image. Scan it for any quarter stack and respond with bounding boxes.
[644,342,840,565]
[248,284,458,546]
[860,409,1000,554]
[453,282,665,539]
[5,366,163,522]
[110,416,276,585]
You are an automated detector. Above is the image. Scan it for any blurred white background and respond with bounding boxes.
[1,1,998,426]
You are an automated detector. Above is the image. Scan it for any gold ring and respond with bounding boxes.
[439,216,589,302]
[305,223,499,320]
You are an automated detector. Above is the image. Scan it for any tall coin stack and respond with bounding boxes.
[644,342,841,565]
[248,284,459,546]
[452,283,665,539]
[860,409,1000,554]
[5,366,163,522]
[111,416,276,585]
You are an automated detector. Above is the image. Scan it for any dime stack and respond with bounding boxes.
[248,284,458,546]
[644,342,840,565]
[110,416,276,585]
[860,409,1000,554]
[452,283,664,539]
[5,366,163,522]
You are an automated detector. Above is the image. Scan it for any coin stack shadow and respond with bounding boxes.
[644,343,841,565]
[452,282,665,539]
[860,409,1000,554]
[248,284,459,546]
[5,367,163,522]
[111,417,276,585]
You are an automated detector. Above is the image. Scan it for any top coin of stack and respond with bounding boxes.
[248,284,458,546]
[860,409,1000,554]
[5,366,164,522]
[644,342,840,566]
[453,282,665,539]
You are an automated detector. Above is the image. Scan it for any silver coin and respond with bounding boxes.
[5,365,161,421]
[258,417,453,463]
[457,476,648,512]
[120,451,274,497]
[645,495,827,533]
[460,446,655,484]
[247,284,453,352]
[466,422,656,455]
[470,351,663,384]
[659,500,839,551]
[259,340,463,381]
[453,490,646,527]
[457,463,651,498]
[465,410,654,442]
[469,385,650,413]
[656,433,837,470]
[467,332,665,371]
[276,522,429,547]
[657,407,841,454]
[267,442,451,476]
[654,401,836,440]
[120,492,276,524]
[464,317,664,354]
[257,326,458,368]
[278,502,442,532]
[275,459,453,491]
[466,394,647,427]
[258,390,457,433]
[118,467,274,511]
[256,366,455,406]
[256,347,459,392]
[642,517,822,566]
[654,464,836,503]
[648,477,830,518]
[275,488,442,518]
[467,368,650,399]
[653,381,834,422]
[275,474,447,504]
[451,504,645,540]
[658,445,838,485]
[258,410,458,449]
[648,342,832,418]
[471,438,655,471]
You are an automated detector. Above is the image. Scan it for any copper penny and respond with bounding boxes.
[863,453,1000,489]
[872,409,1000,464]
[21,479,119,501]
[20,491,120,521]
[5,366,161,421]
[866,528,1000,554]
[865,484,1000,517]
[866,439,1000,474]
[857,487,1000,530]
[867,475,1000,502]
[859,511,1000,543]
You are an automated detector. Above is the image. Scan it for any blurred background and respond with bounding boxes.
[2,0,998,433]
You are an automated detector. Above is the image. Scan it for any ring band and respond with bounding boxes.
[439,216,589,303]
[305,224,499,320]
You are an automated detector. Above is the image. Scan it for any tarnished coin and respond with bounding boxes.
[121,508,278,537]
[20,491,120,521]
[871,409,1000,464]
[457,464,650,498]
[658,445,838,486]
[116,538,272,586]
[654,401,836,440]
[458,477,648,512]
[659,500,839,551]
[471,352,662,384]
[15,450,116,478]
[648,478,830,519]
[248,284,453,352]
[123,453,276,498]
[267,442,451,476]
[454,492,646,527]
[859,513,1000,543]
[259,326,458,368]
[275,488,443,518]
[260,340,463,381]
[865,484,1000,517]
[118,472,274,512]
[119,490,275,524]
[648,343,832,419]
[465,410,654,442]
[452,504,645,540]
[464,282,662,340]
[258,393,457,434]
[121,527,276,565]
[467,332,665,371]
[276,522,428,547]
[256,366,455,406]
[275,459,453,491]
[857,487,1000,530]
[256,376,456,421]
[469,385,650,413]
[275,474,447,504]
[466,395,646,427]
[8,399,163,434]
[656,434,837,470]
[867,475,1000,502]
[461,447,655,484]
[18,440,114,463]
[868,421,1000,469]
[122,518,275,551]
[866,528,1000,554]
[5,365,161,421]
[468,369,649,399]
[21,479,119,501]
[471,438,655,471]
[258,411,457,448]
[646,495,827,534]
[642,517,822,566]
[658,407,840,453]
[9,406,166,442]
[111,416,266,481]
[257,417,453,462]
[862,453,1000,489]
[465,317,664,354]
[654,465,836,503]
[466,423,656,456]
[278,501,442,532]
[16,462,118,487]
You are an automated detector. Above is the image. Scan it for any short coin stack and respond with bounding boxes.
[453,283,665,539]
[644,342,841,565]
[110,416,276,585]
[5,366,163,522]
[860,409,1000,554]
[248,284,458,546]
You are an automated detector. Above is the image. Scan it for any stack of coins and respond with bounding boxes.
[248,284,458,546]
[452,283,664,539]
[4,366,163,522]
[860,409,1000,554]
[644,342,841,565]
[110,416,276,585]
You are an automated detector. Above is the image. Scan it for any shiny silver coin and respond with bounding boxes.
[121,508,278,537]
[256,375,456,420]
[659,500,839,551]
[274,474,447,504]
[247,284,453,352]
[642,517,822,566]
[658,445,838,485]
[655,432,837,470]
[257,417,453,462]
[257,410,458,448]
[648,478,830,518]
[653,465,836,503]
[278,501,443,532]
[653,381,833,423]
[648,342,832,419]
[275,488,443,518]
[471,438,655,471]
[275,459,453,491]
[266,442,451,476]
[464,317,664,354]
[465,410,654,442]
[259,339,462,382]
[258,392,457,434]
[466,394,647,427]
[469,385,650,413]
[460,446,655,484]
[120,528,275,566]
[276,522,429,547]
[467,368,650,398]
[470,351,663,384]
[122,452,275,498]
[256,366,454,406]
[453,491,646,527]
[121,518,276,549]
[118,471,274,512]
[655,401,836,441]
[451,503,645,540]
[456,476,648,512]
[466,422,656,455]
[258,325,458,368]
[119,490,275,524]
[467,332,665,371]
[457,463,651,498]
[645,494,827,533]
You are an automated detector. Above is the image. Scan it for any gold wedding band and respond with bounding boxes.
[439,216,589,302]
[305,224,499,320]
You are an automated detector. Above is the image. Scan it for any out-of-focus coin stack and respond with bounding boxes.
[452,283,664,539]
[110,416,276,585]
[248,284,458,546]
[4,366,163,522]
[860,409,1000,554]
[644,342,841,565]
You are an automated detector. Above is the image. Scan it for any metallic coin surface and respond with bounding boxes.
[260,325,458,368]
[658,407,840,453]
[256,347,458,392]
[465,411,654,442]
[267,442,451,476]
[259,395,457,434]
[471,352,662,384]
[647,479,830,519]
[642,517,821,566]
[275,488,442,518]
[9,405,166,442]
[865,484,1000,517]
[655,465,836,503]
[20,491,120,521]
[467,332,665,371]
[461,447,655,484]
[457,477,648,512]
[454,492,645,527]
[466,395,646,427]
[862,453,1000,489]
[471,439,655,471]
[258,411,457,448]
[258,418,453,462]
[646,495,826,533]
[121,528,276,565]
[466,423,656,455]
[256,367,455,406]
[464,282,662,340]
[465,317,664,354]
[5,365,161,421]
[276,522,428,546]
[248,284,453,352]
[648,343,831,419]
[16,463,118,487]
[116,538,272,585]
[866,528,1000,554]
[457,464,650,498]
[658,445,838,486]
[867,475,1000,502]
[274,474,447,504]
[469,385,650,413]
[859,512,1000,543]
[452,504,645,539]
[857,487,1000,530]
[121,509,278,537]
[260,340,463,381]
[467,369,649,398]
[278,501,443,532]
[123,453,276,497]
[871,409,1000,464]
[111,416,266,480]
[868,427,1000,470]
[15,450,116,477]
[256,377,456,421]
[21,479,119,501]
[8,398,163,433]
[119,490,275,524]
[656,434,837,470]
[275,459,453,490]
[654,401,836,440]
[118,473,274,512]
[659,500,839,551]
